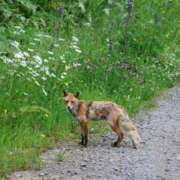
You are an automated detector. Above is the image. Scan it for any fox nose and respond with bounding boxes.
[67,106,71,111]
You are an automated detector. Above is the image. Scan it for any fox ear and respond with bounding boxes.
[63,90,67,97]
[75,92,80,99]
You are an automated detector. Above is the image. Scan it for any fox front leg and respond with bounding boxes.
[79,118,88,147]
[79,133,84,145]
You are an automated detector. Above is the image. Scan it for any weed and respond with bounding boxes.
[58,151,66,162]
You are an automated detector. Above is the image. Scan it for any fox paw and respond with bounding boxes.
[111,141,120,147]
[79,141,83,145]
[79,142,87,147]
[132,144,138,149]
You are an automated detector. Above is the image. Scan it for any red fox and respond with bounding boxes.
[63,91,141,148]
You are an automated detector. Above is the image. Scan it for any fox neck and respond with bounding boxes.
[69,100,82,116]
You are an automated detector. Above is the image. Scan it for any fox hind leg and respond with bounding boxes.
[107,116,124,147]
[113,127,124,147]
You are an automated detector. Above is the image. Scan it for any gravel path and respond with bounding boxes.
[9,85,180,180]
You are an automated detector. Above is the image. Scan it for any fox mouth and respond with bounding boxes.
[67,107,76,117]
[67,107,73,113]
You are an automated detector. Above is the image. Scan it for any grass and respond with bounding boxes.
[58,151,66,162]
[0,0,179,177]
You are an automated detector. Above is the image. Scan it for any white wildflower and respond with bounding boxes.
[14,52,25,59]
[73,63,81,67]
[60,55,65,60]
[20,60,27,67]
[27,48,34,52]
[23,52,30,57]
[50,73,56,78]
[36,33,43,37]
[65,82,69,86]
[62,72,67,76]
[48,57,54,60]
[42,76,47,81]
[31,71,39,77]
[13,28,25,35]
[48,51,54,55]
[14,26,21,29]
[27,66,32,71]
[35,64,40,68]
[103,8,110,16]
[42,87,48,96]
[71,42,78,46]
[75,49,82,53]
[43,34,51,38]
[65,65,71,70]
[60,75,65,79]
[106,38,110,42]
[19,29,25,33]
[44,59,48,63]
[1,56,13,64]
[43,66,51,76]
[8,151,13,155]
[58,38,65,42]
[10,41,20,48]
[33,38,41,42]
[34,80,40,86]
[137,96,141,100]
[71,45,79,49]
[40,133,46,138]
[23,92,29,96]
[33,55,43,65]
[30,42,36,46]
[26,77,32,81]
[72,36,79,42]
[83,22,91,27]
[14,26,25,33]
[36,33,51,38]
[54,44,59,47]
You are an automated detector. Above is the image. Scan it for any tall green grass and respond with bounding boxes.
[0,0,179,177]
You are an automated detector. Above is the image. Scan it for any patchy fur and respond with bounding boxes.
[63,91,141,148]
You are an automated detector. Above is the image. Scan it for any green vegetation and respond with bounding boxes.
[0,0,179,177]
[58,151,66,162]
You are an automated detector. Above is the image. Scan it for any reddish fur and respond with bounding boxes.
[63,91,141,148]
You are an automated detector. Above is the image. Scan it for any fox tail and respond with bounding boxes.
[120,111,141,148]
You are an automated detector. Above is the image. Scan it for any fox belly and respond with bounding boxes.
[87,109,107,120]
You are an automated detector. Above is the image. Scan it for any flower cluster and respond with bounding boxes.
[0,31,83,96]
[70,36,82,54]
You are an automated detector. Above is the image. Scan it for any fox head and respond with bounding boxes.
[63,91,80,114]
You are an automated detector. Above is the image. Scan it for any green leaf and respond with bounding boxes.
[78,1,86,13]
[20,106,50,115]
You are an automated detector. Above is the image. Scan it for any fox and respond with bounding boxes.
[63,91,141,148]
